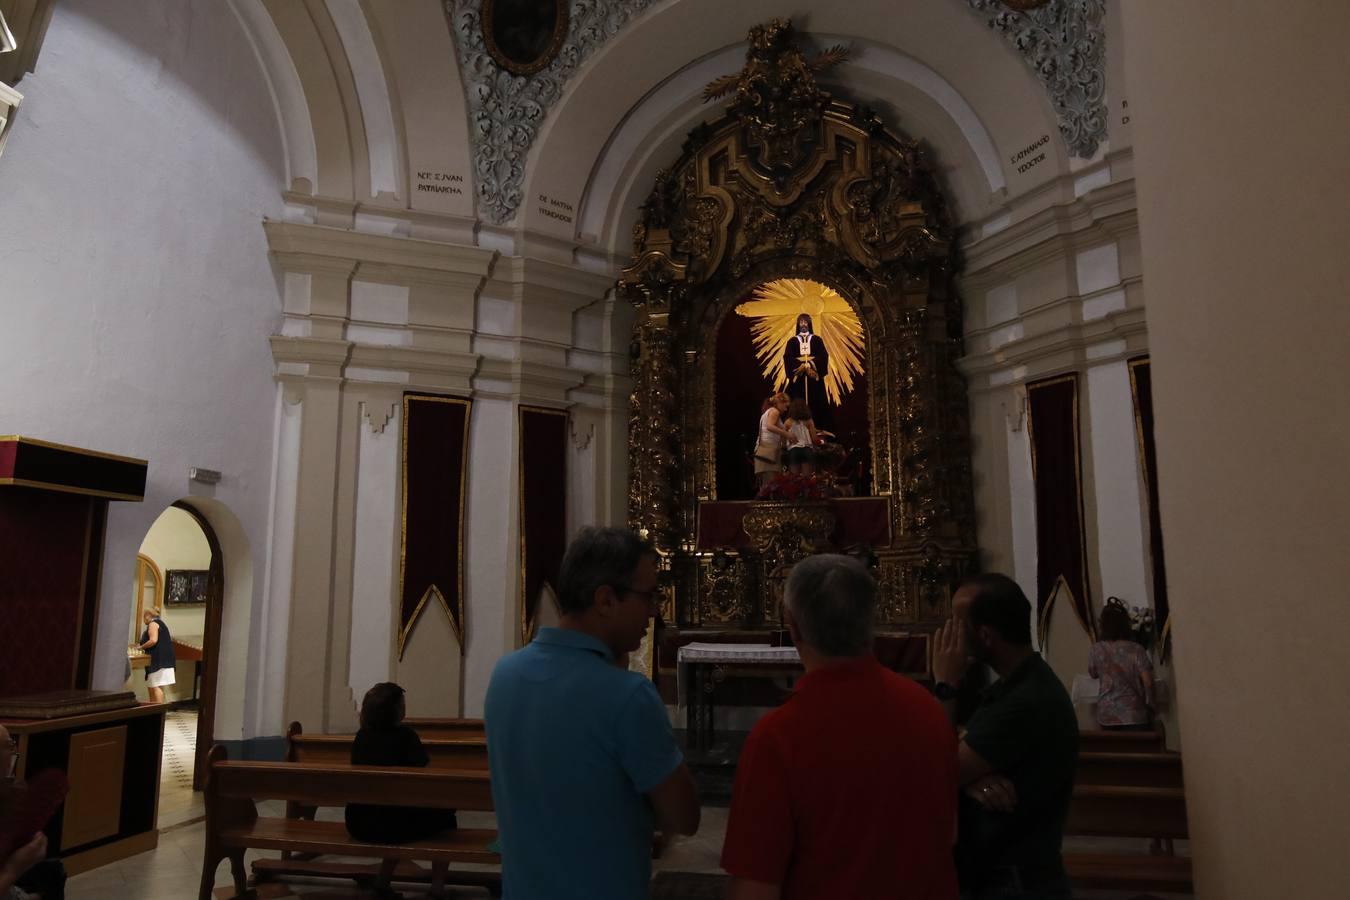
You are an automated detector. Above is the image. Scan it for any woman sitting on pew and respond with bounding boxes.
[345,682,458,843]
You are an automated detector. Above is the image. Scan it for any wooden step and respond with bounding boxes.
[1067,785,1189,840]
[1076,751,1183,788]
[1066,851,1193,893]
[1080,728,1167,754]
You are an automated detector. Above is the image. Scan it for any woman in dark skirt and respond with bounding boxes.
[344,682,457,843]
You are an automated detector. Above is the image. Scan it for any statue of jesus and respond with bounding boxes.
[783,313,830,426]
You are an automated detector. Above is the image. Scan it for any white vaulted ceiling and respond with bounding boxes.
[225,0,1086,254]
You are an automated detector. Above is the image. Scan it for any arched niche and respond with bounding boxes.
[619,20,977,632]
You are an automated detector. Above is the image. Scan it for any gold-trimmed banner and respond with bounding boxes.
[398,393,471,657]
[1027,374,1095,642]
[519,406,568,643]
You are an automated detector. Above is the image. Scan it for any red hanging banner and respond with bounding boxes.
[1026,374,1095,644]
[519,406,568,642]
[399,393,471,656]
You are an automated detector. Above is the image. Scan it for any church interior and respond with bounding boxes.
[0,0,1347,897]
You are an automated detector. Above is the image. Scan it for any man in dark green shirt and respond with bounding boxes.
[934,574,1079,899]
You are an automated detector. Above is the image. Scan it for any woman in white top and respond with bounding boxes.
[753,392,792,489]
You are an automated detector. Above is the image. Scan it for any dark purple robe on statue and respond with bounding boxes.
[784,333,830,427]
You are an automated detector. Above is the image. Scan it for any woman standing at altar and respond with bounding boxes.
[754,392,792,490]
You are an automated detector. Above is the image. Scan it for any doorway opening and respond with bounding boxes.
[126,502,224,821]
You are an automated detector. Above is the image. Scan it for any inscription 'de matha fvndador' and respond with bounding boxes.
[537,193,574,224]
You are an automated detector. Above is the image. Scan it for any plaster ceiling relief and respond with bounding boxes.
[966,0,1106,158]
[446,0,660,225]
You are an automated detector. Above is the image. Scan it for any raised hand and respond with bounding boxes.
[933,616,970,687]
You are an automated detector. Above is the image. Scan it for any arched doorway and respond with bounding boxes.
[619,19,977,635]
[127,502,225,814]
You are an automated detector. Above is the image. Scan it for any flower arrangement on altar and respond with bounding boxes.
[1106,595,1156,653]
[755,471,840,501]
[1129,605,1157,652]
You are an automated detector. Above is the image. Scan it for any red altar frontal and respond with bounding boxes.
[696,497,891,551]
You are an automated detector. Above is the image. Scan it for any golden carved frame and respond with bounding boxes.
[618,21,977,632]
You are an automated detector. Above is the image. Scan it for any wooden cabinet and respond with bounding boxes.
[3,703,166,875]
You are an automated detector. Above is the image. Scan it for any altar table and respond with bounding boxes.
[673,634,932,755]
[677,643,802,752]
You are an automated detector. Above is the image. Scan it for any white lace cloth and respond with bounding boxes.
[675,643,801,710]
[676,643,801,664]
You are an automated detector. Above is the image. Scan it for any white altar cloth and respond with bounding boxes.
[676,643,801,664]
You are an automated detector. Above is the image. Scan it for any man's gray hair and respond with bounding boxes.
[783,554,876,657]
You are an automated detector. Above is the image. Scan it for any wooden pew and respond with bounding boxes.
[285,721,489,770]
[405,716,486,740]
[1079,727,1167,754]
[200,745,499,900]
[1075,751,1183,788]
[1064,784,1193,894]
[277,722,491,866]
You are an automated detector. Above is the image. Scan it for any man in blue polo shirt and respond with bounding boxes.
[485,526,700,900]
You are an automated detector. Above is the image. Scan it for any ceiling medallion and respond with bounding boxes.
[480,0,570,76]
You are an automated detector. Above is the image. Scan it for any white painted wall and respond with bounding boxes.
[461,396,517,716]
[0,1,285,740]
[1124,2,1350,891]
[1084,358,1149,607]
[139,507,213,574]
[1005,402,1038,642]
[348,409,399,702]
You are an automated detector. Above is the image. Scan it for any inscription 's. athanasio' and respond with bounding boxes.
[966,0,1108,159]
[446,0,658,225]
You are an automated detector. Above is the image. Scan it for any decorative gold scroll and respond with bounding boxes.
[617,19,977,635]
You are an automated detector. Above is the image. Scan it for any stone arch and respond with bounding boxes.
[171,497,253,787]
[526,0,1064,241]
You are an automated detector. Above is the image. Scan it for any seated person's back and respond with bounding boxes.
[722,555,959,900]
[344,683,457,843]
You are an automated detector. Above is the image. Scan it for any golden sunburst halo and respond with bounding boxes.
[734,278,865,405]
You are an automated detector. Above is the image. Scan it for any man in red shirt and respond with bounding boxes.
[720,554,959,900]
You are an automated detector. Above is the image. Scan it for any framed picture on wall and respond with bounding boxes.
[164,569,209,607]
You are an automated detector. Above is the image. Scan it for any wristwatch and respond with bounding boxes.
[933,681,959,701]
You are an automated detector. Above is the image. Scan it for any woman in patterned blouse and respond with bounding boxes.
[1088,603,1155,730]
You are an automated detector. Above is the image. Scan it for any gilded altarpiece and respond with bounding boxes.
[619,21,977,651]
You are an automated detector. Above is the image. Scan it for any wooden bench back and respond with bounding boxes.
[404,717,486,739]
[1075,751,1183,788]
[286,722,488,771]
[206,746,494,812]
[1066,785,1188,840]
